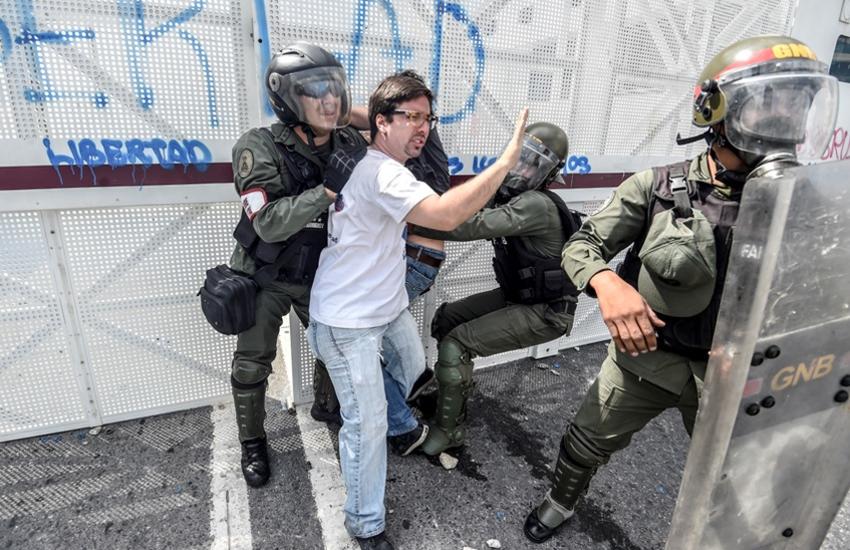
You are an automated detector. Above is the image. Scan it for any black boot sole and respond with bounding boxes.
[523,509,557,544]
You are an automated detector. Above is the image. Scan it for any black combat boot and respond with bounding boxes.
[356,531,394,550]
[524,438,596,543]
[311,359,342,425]
[240,437,270,487]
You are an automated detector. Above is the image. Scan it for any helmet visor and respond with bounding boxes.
[274,66,351,130]
[505,134,562,193]
[721,71,838,160]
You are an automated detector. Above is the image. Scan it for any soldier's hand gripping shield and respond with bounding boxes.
[666,160,850,549]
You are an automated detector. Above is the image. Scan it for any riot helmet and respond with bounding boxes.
[265,42,351,131]
[500,122,568,200]
[691,36,838,163]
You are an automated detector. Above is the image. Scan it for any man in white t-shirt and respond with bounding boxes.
[306,72,528,550]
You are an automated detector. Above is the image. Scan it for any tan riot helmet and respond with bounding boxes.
[691,35,838,162]
[501,122,569,198]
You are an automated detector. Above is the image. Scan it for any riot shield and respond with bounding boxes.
[666,160,850,550]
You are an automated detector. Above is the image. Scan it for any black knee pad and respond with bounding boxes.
[430,302,452,341]
[231,358,271,388]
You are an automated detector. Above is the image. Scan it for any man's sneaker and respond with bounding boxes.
[240,437,270,487]
[356,531,394,550]
[388,420,429,456]
[407,367,435,402]
[310,400,342,425]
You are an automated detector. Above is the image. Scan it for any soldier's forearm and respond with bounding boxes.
[254,186,332,242]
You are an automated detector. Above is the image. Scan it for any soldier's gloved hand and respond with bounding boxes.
[324,146,367,194]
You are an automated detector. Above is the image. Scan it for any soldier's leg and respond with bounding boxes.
[422,300,570,455]
[525,354,684,543]
[419,291,508,455]
[677,375,701,436]
[290,294,342,425]
[232,282,293,487]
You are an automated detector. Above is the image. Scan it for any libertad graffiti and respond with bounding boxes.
[43,138,212,185]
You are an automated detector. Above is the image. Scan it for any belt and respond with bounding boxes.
[405,245,443,268]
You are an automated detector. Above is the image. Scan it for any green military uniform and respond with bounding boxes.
[414,189,578,455]
[526,151,739,536]
[230,122,365,443]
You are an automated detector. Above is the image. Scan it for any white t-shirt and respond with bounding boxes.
[309,148,436,328]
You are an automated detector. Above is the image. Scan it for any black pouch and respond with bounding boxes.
[198,265,258,335]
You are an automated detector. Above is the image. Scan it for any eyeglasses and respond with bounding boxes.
[295,80,343,98]
[391,110,439,129]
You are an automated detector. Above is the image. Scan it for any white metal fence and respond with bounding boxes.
[0,0,797,441]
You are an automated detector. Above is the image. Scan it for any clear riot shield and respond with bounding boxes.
[666,160,850,550]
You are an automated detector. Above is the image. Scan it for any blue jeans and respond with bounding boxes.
[381,245,446,436]
[307,310,425,538]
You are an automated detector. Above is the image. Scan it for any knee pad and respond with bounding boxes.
[435,338,473,389]
[436,337,469,367]
[231,358,271,388]
[430,302,452,341]
[564,424,609,469]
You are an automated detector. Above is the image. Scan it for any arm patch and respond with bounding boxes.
[240,188,268,220]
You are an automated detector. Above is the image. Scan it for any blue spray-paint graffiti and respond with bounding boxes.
[338,0,484,125]
[430,1,485,124]
[0,18,11,62]
[43,137,212,186]
[117,0,218,127]
[448,154,593,176]
[339,0,413,82]
[15,0,98,103]
[252,0,273,118]
[6,0,218,126]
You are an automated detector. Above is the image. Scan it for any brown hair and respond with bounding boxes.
[368,72,434,141]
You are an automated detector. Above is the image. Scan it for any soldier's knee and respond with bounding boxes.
[564,424,609,469]
[431,302,452,341]
[436,338,472,385]
[437,337,470,367]
[231,358,272,388]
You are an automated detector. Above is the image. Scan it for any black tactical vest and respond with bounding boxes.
[233,127,362,286]
[492,190,582,305]
[617,161,741,359]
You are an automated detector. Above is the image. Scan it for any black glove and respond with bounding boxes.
[324,145,367,194]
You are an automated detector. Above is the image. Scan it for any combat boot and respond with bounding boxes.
[231,374,271,486]
[356,532,394,550]
[240,437,270,487]
[524,440,595,543]
[311,359,341,425]
[421,339,474,455]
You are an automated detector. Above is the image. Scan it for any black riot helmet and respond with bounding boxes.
[498,122,569,201]
[265,42,351,131]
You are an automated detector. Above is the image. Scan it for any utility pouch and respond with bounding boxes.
[198,265,258,335]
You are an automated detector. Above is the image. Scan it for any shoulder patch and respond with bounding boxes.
[240,188,268,220]
[237,149,254,178]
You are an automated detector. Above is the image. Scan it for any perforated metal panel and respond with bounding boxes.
[57,204,238,418]
[265,0,795,166]
[0,0,250,143]
[0,211,88,437]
